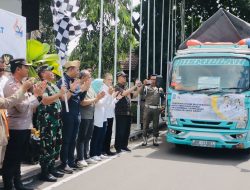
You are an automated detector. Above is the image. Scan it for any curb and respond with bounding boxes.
[0,128,146,188]
[0,123,166,188]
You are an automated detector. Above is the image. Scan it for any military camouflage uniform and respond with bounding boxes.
[36,82,62,171]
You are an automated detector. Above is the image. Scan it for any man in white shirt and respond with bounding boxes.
[102,73,118,156]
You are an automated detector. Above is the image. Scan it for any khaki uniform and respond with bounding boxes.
[0,89,25,168]
[142,85,163,137]
[2,77,39,188]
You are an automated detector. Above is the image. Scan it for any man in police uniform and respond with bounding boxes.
[3,59,45,190]
[141,74,165,146]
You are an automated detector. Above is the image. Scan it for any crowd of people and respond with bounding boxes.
[0,58,164,190]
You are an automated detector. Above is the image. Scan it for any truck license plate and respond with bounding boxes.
[192,140,216,147]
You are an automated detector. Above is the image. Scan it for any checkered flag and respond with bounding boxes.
[51,0,93,64]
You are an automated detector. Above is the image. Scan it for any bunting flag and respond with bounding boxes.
[51,0,92,64]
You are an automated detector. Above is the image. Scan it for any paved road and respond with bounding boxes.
[30,133,250,190]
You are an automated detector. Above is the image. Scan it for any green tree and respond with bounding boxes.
[39,0,54,47]
[70,0,136,78]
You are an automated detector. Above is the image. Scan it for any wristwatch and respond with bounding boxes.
[69,89,74,93]
[37,96,42,102]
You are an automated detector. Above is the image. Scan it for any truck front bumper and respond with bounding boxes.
[166,125,250,149]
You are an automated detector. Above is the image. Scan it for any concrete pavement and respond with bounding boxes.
[0,122,164,188]
[40,136,250,190]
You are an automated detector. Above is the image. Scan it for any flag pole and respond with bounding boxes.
[128,0,133,88]
[159,0,165,108]
[153,0,156,74]
[98,0,104,78]
[160,0,165,76]
[165,0,171,120]
[59,58,69,112]
[137,0,143,130]
[146,0,150,78]
[114,0,118,85]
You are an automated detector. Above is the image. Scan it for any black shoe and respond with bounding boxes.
[40,173,57,182]
[15,187,33,190]
[68,163,83,170]
[2,176,14,190]
[106,151,116,156]
[58,165,74,174]
[121,147,131,152]
[153,137,159,146]
[14,180,33,190]
[142,136,148,146]
[116,149,121,154]
[50,170,64,178]
[14,177,33,190]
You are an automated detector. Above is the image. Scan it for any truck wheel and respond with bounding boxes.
[242,148,250,154]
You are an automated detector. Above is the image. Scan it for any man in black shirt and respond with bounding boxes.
[114,71,142,153]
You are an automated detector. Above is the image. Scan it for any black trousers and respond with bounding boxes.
[2,130,31,189]
[114,115,131,151]
[60,113,80,166]
[103,118,114,153]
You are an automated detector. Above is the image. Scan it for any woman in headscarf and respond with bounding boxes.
[89,79,108,161]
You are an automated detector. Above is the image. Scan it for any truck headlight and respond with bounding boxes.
[170,117,178,125]
[236,133,247,139]
[236,121,247,129]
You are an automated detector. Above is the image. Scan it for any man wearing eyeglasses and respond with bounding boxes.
[0,58,8,98]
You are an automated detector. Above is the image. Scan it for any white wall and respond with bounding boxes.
[0,0,21,15]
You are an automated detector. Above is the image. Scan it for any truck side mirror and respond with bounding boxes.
[167,62,172,88]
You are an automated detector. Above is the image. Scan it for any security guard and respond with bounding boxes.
[141,74,164,146]
[36,65,66,182]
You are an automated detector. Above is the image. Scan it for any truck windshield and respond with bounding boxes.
[170,57,250,92]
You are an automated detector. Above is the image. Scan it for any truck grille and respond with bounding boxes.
[183,124,230,130]
[180,119,233,130]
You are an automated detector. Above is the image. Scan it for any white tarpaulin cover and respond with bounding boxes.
[0,8,26,59]
[170,93,247,121]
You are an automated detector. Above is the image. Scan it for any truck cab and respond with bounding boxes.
[166,41,250,149]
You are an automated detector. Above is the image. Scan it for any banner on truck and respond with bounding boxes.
[170,93,247,121]
[0,8,26,59]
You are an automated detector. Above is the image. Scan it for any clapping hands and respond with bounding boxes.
[21,78,35,92]
[69,79,80,93]
[33,81,47,97]
[80,79,91,92]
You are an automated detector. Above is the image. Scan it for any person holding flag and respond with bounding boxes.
[57,60,90,173]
